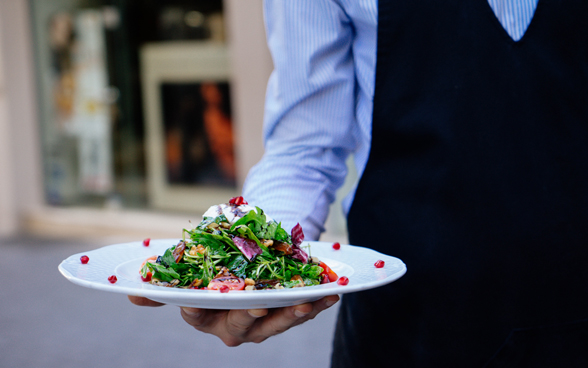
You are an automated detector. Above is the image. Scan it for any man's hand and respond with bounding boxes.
[128,295,339,346]
[128,295,165,307]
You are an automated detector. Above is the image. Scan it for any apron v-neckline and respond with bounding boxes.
[485,0,540,43]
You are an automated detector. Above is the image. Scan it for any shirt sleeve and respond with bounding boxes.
[242,0,359,240]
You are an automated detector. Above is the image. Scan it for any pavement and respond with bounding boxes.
[0,235,340,368]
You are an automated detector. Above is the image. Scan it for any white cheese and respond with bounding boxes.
[202,203,273,224]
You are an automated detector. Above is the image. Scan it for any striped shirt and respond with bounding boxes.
[243,0,540,240]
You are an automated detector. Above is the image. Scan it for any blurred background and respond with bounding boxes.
[0,0,353,366]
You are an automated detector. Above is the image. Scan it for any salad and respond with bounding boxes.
[140,197,339,291]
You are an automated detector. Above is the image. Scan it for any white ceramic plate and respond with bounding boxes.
[59,239,406,309]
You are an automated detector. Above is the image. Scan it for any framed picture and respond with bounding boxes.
[141,42,239,213]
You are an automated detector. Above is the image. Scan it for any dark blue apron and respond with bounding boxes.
[333,0,588,366]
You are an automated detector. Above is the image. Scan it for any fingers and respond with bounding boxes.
[179,295,339,346]
[130,292,339,348]
[127,295,165,307]
[225,308,269,337]
[178,295,340,347]
[223,309,269,345]
[180,307,268,346]
[251,295,340,341]
[180,307,223,329]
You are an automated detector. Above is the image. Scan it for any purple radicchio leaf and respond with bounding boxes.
[233,236,262,261]
[291,246,309,264]
[291,223,304,246]
[290,223,309,264]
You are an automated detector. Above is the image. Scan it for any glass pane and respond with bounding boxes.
[29,0,226,210]
[161,82,235,187]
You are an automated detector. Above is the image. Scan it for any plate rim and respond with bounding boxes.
[58,239,406,308]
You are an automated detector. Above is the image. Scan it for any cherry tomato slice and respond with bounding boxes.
[140,256,157,282]
[140,255,157,269]
[141,271,152,282]
[207,276,245,291]
[319,261,339,283]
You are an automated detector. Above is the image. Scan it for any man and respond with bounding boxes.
[131,1,588,366]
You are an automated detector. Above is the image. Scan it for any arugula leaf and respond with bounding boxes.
[192,237,227,256]
[215,214,229,224]
[283,280,303,288]
[169,262,192,274]
[230,207,266,232]
[300,264,323,279]
[161,247,176,267]
[257,221,278,240]
[197,214,229,230]
[304,278,320,286]
[146,262,180,282]
[200,254,216,287]
[189,228,238,253]
[196,217,214,231]
[227,254,249,278]
[274,224,289,242]
[140,262,151,279]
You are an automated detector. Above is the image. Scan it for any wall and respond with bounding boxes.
[0,0,43,236]
[0,13,16,235]
[224,0,272,183]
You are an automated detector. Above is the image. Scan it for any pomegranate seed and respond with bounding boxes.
[229,196,248,206]
[332,242,341,250]
[80,255,89,264]
[219,285,230,293]
[108,275,118,284]
[143,238,151,247]
[337,276,349,286]
[375,260,385,268]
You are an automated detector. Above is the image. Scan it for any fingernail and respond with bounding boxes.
[181,307,201,318]
[247,309,267,318]
[294,309,309,318]
[325,297,338,307]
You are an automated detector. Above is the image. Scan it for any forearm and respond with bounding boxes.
[244,0,359,239]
